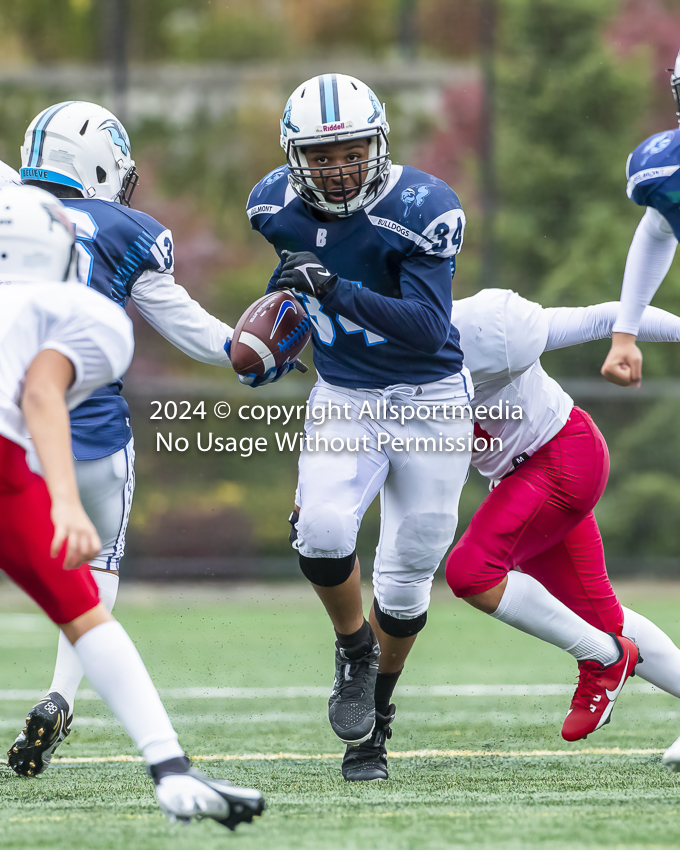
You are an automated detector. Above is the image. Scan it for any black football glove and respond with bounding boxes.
[276,250,338,300]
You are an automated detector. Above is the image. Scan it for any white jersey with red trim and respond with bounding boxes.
[453,289,680,481]
[0,282,134,461]
[452,289,571,482]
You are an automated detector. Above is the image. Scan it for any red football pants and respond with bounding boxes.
[0,435,99,624]
[446,407,624,634]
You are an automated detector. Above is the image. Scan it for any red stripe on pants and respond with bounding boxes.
[446,407,623,633]
[0,435,99,624]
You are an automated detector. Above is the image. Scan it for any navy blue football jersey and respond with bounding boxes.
[61,198,174,460]
[247,164,466,389]
[627,129,680,239]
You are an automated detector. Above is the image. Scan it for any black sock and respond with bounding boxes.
[335,619,374,659]
[148,755,191,784]
[375,669,402,716]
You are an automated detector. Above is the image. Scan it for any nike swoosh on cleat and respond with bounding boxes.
[595,700,615,730]
[605,651,630,702]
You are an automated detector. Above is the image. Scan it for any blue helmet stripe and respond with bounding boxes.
[319,76,327,123]
[319,74,337,124]
[331,74,340,122]
[28,101,77,168]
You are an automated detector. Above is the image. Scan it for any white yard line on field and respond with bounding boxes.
[0,682,662,701]
[47,747,665,765]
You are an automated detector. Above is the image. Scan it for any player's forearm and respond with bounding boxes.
[23,384,80,506]
[613,209,677,336]
[544,303,620,350]
[545,302,680,352]
[635,305,680,342]
[132,272,233,367]
[323,278,450,353]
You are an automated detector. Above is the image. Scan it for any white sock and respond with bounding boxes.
[49,571,119,712]
[73,620,184,765]
[622,606,680,698]
[92,570,119,612]
[491,571,620,666]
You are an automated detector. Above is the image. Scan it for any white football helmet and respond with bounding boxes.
[0,185,78,282]
[20,101,138,206]
[671,49,680,127]
[280,73,390,216]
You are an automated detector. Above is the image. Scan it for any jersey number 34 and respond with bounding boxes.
[298,293,386,347]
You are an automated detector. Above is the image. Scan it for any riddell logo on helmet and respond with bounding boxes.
[317,121,354,133]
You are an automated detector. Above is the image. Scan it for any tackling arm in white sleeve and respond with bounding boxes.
[544,302,680,352]
[601,208,678,386]
[614,207,678,336]
[131,270,233,367]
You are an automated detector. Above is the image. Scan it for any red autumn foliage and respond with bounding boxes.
[607,0,680,88]
[414,79,484,207]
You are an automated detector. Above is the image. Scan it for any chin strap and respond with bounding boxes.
[117,166,139,207]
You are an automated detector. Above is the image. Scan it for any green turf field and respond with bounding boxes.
[2,580,680,850]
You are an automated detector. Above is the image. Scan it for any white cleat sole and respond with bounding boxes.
[154,771,265,830]
[338,721,377,747]
[156,774,229,820]
[662,737,680,772]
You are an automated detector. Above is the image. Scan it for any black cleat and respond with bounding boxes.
[150,756,265,830]
[7,692,71,777]
[328,640,380,745]
[342,704,395,782]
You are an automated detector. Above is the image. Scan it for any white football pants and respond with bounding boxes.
[296,372,473,620]
[48,439,134,709]
[74,437,135,572]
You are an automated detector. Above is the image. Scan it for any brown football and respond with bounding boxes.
[230,289,312,377]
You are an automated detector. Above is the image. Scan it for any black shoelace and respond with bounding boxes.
[336,658,371,701]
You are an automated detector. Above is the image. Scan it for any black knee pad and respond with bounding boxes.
[373,598,427,638]
[299,551,356,587]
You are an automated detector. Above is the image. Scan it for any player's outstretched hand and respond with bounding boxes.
[276,250,338,300]
[51,498,102,570]
[225,337,307,389]
[238,359,308,389]
[601,333,642,388]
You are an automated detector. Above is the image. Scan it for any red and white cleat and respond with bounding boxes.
[561,634,640,742]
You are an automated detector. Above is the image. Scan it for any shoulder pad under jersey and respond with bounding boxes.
[452,288,548,385]
[365,165,466,258]
[626,129,680,206]
[247,166,293,229]
[63,198,175,289]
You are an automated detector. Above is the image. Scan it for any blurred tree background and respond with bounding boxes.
[0,0,679,575]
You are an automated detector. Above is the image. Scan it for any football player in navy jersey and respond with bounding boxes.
[601,49,680,386]
[7,100,243,773]
[248,73,473,781]
[600,45,680,769]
